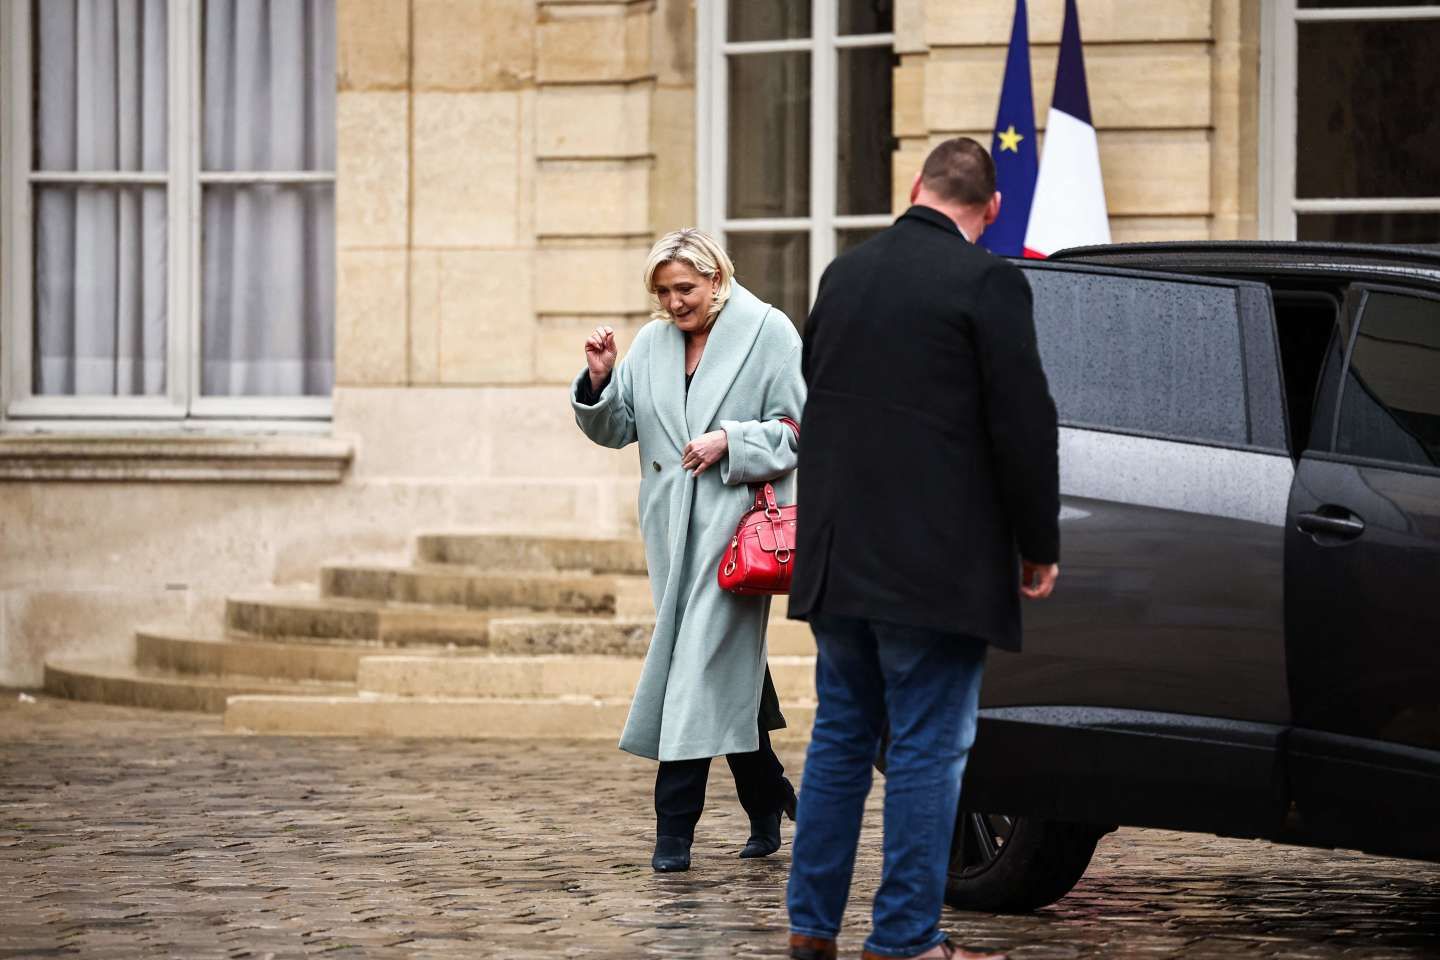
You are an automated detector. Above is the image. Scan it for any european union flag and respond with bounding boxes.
[979,0,1038,256]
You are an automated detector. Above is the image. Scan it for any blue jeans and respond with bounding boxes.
[786,614,987,958]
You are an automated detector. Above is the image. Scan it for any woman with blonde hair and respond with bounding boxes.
[572,228,805,872]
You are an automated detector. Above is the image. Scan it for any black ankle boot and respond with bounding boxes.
[740,778,797,859]
[652,835,692,872]
[739,811,782,858]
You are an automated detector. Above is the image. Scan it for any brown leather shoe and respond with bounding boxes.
[788,933,838,960]
[860,939,1007,960]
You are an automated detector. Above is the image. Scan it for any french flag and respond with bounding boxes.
[1023,0,1110,258]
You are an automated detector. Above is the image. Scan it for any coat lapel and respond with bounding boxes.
[685,282,769,438]
[648,320,689,451]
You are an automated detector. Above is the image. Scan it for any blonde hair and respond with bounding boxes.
[642,228,735,326]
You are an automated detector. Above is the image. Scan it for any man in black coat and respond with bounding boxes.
[785,138,1060,960]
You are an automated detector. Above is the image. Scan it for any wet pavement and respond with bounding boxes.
[3,691,1439,959]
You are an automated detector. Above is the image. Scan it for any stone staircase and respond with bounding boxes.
[42,534,818,739]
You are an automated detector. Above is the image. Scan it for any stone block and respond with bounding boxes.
[482,387,638,478]
[534,315,646,384]
[1099,129,1211,216]
[927,0,1212,46]
[337,249,408,386]
[537,160,651,238]
[894,55,926,139]
[413,0,536,91]
[925,43,1211,132]
[649,85,696,230]
[535,241,654,315]
[337,92,409,250]
[895,0,926,54]
[651,0,695,86]
[892,142,927,214]
[538,3,652,84]
[1108,215,1211,243]
[437,249,536,384]
[335,388,496,478]
[537,83,651,158]
[337,0,409,91]
[409,250,442,384]
[412,92,524,247]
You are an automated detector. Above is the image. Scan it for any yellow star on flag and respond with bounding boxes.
[997,125,1024,153]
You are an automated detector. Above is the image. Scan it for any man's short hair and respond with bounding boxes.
[920,137,996,207]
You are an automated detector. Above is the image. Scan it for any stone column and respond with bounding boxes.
[533,0,658,384]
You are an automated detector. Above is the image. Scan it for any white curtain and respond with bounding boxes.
[34,0,169,396]
[32,0,335,400]
[202,0,335,397]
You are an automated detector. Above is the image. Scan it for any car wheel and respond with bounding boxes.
[944,808,1104,913]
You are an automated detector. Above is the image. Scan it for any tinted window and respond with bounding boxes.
[1023,268,1250,445]
[1336,291,1440,469]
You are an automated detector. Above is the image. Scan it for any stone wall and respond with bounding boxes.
[893,0,1261,241]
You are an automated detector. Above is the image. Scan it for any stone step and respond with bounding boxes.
[134,630,471,684]
[319,564,646,614]
[224,694,816,740]
[44,658,355,715]
[414,533,648,574]
[224,592,542,646]
[484,616,813,657]
[355,654,818,701]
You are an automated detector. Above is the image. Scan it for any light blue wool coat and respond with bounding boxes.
[572,282,805,762]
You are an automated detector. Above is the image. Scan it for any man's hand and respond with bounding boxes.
[681,430,728,477]
[584,326,618,390]
[1020,560,1059,599]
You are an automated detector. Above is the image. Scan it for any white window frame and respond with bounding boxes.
[0,0,333,426]
[1260,0,1440,240]
[696,0,894,305]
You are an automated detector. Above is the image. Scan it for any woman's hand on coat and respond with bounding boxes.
[584,326,618,390]
[681,430,728,477]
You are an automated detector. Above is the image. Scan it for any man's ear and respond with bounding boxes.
[984,191,1003,227]
[909,170,923,204]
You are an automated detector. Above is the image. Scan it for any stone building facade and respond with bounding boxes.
[1,0,1431,686]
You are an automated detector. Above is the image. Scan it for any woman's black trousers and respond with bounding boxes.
[654,720,788,839]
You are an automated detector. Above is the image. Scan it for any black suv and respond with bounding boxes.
[944,242,1440,912]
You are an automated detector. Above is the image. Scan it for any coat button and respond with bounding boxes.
[652,461,661,472]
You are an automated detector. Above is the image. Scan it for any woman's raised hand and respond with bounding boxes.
[585,326,618,390]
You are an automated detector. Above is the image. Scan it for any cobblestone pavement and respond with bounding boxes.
[3,692,1439,959]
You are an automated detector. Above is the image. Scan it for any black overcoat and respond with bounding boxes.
[789,205,1060,650]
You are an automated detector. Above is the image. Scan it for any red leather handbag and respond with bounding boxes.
[717,418,799,596]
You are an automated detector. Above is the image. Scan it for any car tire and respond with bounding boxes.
[944,809,1104,913]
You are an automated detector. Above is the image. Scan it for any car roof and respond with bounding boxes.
[1044,241,1440,291]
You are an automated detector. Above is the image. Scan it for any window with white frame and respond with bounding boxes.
[698,0,895,328]
[0,0,335,423]
[1264,0,1440,243]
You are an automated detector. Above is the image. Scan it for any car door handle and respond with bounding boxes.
[1295,509,1366,540]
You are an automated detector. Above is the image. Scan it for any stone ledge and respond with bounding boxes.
[0,434,354,483]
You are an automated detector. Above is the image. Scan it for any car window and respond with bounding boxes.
[1335,290,1440,469]
[1022,267,1250,445]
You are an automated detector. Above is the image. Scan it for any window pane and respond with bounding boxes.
[1297,212,1440,245]
[840,0,895,35]
[837,48,895,215]
[202,185,335,396]
[1023,268,1249,445]
[727,233,809,331]
[32,0,168,172]
[203,0,337,172]
[1336,292,1440,469]
[728,53,811,220]
[837,227,883,255]
[33,186,167,396]
[1296,20,1440,199]
[728,2,811,42]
